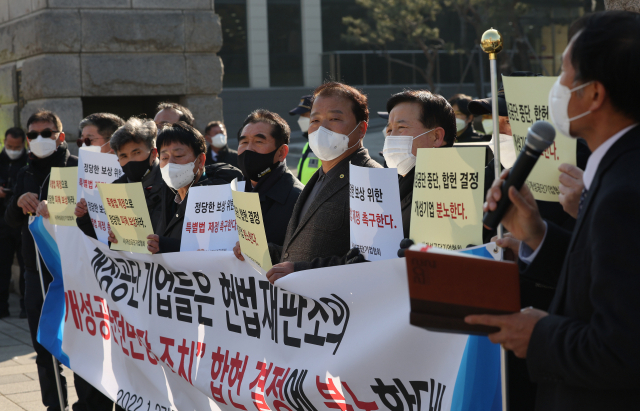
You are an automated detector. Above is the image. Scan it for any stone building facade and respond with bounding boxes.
[0,0,223,150]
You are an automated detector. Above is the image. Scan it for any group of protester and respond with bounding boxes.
[0,9,637,411]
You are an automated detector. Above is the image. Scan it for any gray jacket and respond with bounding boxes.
[269,147,382,271]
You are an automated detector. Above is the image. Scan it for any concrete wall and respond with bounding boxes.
[0,0,223,147]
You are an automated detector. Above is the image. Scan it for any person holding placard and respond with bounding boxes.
[139,122,243,254]
[234,82,380,283]
[382,90,456,239]
[75,117,164,237]
[4,110,116,411]
[76,112,124,154]
[467,12,640,410]
[237,109,303,246]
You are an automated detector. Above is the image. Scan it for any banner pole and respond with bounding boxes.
[481,28,508,411]
[31,217,66,411]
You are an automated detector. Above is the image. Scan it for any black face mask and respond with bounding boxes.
[122,151,153,182]
[238,149,278,182]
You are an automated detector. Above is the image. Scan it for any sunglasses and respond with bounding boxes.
[77,137,94,147]
[26,129,59,140]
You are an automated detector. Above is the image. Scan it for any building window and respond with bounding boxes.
[218,0,250,88]
[268,0,303,87]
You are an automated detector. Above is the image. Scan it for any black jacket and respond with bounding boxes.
[245,162,303,246]
[156,163,243,253]
[4,143,77,274]
[524,125,640,410]
[205,145,239,168]
[77,160,164,238]
[456,125,491,143]
[0,148,28,222]
[269,147,382,271]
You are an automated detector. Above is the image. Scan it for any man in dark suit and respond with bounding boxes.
[204,121,239,168]
[234,82,382,282]
[467,12,640,410]
[237,109,303,246]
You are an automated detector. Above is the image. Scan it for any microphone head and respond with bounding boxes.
[526,121,556,152]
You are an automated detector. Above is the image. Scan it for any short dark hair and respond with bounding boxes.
[238,109,290,148]
[569,11,640,123]
[79,113,125,140]
[312,82,369,124]
[5,127,25,143]
[205,121,225,135]
[156,102,195,126]
[26,110,63,132]
[157,122,206,157]
[386,90,457,147]
[110,118,157,153]
[448,94,473,117]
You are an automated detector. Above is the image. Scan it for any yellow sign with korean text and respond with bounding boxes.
[502,76,577,202]
[97,183,154,254]
[409,147,485,250]
[231,189,272,274]
[47,167,78,226]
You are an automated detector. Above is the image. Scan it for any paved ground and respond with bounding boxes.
[0,293,79,411]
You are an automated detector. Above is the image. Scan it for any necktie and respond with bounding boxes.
[578,188,588,218]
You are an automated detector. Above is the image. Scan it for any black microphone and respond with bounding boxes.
[483,120,556,230]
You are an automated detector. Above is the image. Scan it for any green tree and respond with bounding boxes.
[342,0,445,91]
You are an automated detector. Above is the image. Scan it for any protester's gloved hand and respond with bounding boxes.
[397,238,414,258]
[345,248,368,264]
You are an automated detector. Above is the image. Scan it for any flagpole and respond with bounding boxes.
[481,28,509,411]
[31,216,66,411]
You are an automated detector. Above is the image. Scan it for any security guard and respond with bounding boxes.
[289,95,321,184]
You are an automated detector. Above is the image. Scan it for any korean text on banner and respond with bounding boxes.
[349,164,403,261]
[77,148,124,244]
[180,183,244,252]
[97,182,153,254]
[47,167,78,226]
[502,76,577,202]
[231,189,272,273]
[410,147,485,250]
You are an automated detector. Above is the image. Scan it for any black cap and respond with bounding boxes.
[468,89,508,117]
[289,95,312,116]
[377,111,389,119]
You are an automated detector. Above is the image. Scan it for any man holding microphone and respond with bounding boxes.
[467,11,640,410]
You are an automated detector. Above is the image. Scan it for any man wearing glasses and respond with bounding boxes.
[4,110,115,410]
[76,112,124,153]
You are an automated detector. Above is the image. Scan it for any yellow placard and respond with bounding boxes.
[47,167,78,226]
[231,190,272,273]
[409,147,485,250]
[97,183,154,254]
[502,76,577,202]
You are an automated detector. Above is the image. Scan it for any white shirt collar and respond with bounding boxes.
[583,124,638,190]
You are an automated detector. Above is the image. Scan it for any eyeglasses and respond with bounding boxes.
[76,137,94,147]
[26,129,59,140]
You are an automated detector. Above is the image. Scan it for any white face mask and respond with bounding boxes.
[297,116,310,133]
[5,148,23,160]
[308,122,362,161]
[160,160,197,190]
[456,118,467,132]
[548,77,593,137]
[482,119,494,136]
[382,129,434,176]
[211,133,227,149]
[487,133,518,169]
[29,136,57,158]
